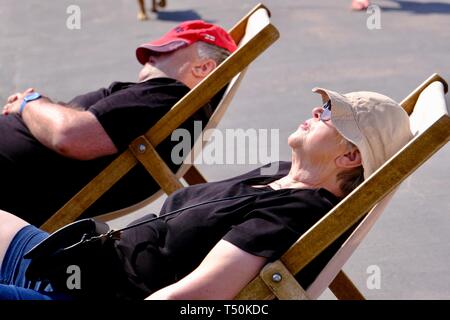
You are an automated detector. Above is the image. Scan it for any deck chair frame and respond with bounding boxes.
[41,3,279,232]
[235,73,450,300]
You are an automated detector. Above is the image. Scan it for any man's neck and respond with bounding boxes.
[138,74,166,83]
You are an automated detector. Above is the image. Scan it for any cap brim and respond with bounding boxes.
[312,87,360,142]
[136,40,188,65]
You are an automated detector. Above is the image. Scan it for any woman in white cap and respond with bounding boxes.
[0,89,412,300]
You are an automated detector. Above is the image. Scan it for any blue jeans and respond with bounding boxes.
[0,225,70,300]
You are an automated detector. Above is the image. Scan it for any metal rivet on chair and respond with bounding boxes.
[272,273,282,283]
[138,144,146,153]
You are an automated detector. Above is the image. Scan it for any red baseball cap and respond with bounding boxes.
[136,20,237,65]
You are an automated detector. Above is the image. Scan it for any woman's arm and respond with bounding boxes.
[146,240,267,300]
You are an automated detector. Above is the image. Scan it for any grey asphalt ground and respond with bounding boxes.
[1,0,449,299]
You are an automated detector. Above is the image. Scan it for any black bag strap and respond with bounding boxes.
[119,190,275,233]
[25,189,277,260]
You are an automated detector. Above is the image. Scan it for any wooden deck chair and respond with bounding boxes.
[235,73,449,300]
[40,3,279,232]
[94,10,272,223]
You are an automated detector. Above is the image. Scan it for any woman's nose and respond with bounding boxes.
[312,107,322,119]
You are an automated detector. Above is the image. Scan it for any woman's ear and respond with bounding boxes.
[192,59,217,78]
[335,148,362,169]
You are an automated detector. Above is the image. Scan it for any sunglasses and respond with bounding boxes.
[320,100,332,122]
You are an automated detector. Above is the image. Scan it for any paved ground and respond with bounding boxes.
[1,0,449,299]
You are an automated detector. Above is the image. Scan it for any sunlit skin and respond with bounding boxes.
[138,42,217,88]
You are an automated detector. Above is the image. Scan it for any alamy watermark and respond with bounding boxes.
[366,264,381,290]
[366,5,382,30]
[171,121,280,174]
[66,265,81,290]
[66,5,81,30]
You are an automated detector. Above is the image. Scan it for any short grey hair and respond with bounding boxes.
[196,41,232,65]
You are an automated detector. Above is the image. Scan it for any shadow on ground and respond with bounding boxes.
[381,0,450,14]
[156,9,215,22]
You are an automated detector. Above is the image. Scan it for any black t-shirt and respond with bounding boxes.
[0,78,215,225]
[113,161,341,299]
[74,79,192,151]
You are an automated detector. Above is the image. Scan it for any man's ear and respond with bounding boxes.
[335,148,362,169]
[192,59,217,78]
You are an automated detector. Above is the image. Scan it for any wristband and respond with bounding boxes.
[20,92,42,114]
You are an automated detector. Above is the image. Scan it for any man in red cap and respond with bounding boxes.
[0,21,237,226]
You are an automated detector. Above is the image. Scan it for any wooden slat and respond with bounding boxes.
[234,274,274,300]
[183,166,207,185]
[40,150,137,232]
[129,137,183,195]
[329,271,365,300]
[236,77,450,299]
[260,260,310,300]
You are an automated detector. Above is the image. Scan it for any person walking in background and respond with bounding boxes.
[137,0,167,20]
[352,0,371,10]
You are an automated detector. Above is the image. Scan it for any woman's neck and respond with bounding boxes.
[269,156,344,197]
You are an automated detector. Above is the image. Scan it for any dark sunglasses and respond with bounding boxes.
[320,100,332,121]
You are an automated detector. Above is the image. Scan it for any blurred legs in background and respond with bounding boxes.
[351,0,371,10]
[137,0,167,20]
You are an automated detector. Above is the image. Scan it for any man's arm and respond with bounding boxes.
[3,89,118,160]
[146,240,267,300]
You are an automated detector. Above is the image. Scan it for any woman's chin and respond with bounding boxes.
[287,134,303,150]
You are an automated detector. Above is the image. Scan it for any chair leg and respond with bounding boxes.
[329,270,365,300]
[183,165,207,185]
